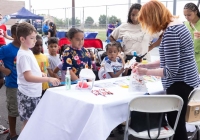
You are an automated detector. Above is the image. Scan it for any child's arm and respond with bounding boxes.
[70,70,79,81]
[0,66,11,76]
[47,68,56,77]
[109,35,116,42]
[53,67,61,79]
[47,31,51,39]
[108,68,124,78]
[118,53,125,66]
[122,68,129,76]
[23,71,60,86]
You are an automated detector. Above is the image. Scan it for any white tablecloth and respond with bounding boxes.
[18,77,165,140]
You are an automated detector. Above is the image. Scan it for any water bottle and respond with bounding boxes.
[0,15,10,26]
[65,67,71,90]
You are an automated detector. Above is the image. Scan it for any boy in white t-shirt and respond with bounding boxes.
[16,22,60,130]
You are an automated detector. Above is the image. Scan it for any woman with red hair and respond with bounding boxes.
[134,0,200,139]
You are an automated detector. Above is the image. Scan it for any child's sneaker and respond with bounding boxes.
[6,134,19,140]
[0,125,9,134]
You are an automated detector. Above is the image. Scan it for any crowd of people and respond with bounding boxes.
[42,20,57,39]
[0,1,200,140]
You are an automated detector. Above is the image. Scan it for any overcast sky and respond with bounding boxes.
[12,0,199,22]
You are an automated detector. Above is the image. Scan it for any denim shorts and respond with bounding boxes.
[17,90,40,121]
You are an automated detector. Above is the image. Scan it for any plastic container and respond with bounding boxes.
[141,58,148,64]
[65,67,71,90]
[0,15,10,26]
[79,68,95,90]
[78,81,89,88]
[129,72,147,93]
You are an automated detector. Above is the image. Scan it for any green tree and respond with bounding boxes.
[108,15,121,24]
[85,16,94,27]
[75,17,81,26]
[63,18,71,28]
[63,17,81,27]
[53,17,63,26]
[98,15,106,27]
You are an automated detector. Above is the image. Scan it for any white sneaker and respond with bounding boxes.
[0,125,9,134]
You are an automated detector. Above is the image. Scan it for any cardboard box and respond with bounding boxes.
[186,102,200,122]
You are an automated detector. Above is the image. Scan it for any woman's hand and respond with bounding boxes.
[134,67,148,76]
[132,62,147,69]
[194,31,200,39]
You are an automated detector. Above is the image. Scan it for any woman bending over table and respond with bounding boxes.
[133,1,200,140]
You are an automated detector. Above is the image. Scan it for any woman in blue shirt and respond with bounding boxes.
[42,21,49,35]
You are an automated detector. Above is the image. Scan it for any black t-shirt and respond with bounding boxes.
[48,29,56,37]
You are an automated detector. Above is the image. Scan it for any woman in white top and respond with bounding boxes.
[110,3,161,62]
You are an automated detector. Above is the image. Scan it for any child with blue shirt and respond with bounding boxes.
[0,23,20,140]
[62,28,91,81]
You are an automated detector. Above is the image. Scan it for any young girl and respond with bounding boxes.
[184,3,200,73]
[47,22,57,39]
[99,42,128,79]
[101,41,124,65]
[62,28,91,81]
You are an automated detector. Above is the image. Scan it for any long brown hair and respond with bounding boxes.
[138,0,174,34]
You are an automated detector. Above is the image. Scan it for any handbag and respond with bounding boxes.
[129,94,168,139]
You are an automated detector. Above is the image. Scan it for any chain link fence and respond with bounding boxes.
[33,0,199,30]
[32,0,198,40]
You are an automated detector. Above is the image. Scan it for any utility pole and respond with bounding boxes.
[67,8,69,29]
[128,0,131,9]
[106,5,107,30]
[173,0,177,15]
[72,0,75,27]
[83,7,84,29]
[29,0,32,11]
[64,8,66,28]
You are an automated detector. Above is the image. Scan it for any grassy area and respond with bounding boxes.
[58,28,107,41]
[84,28,107,41]
[96,30,107,41]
